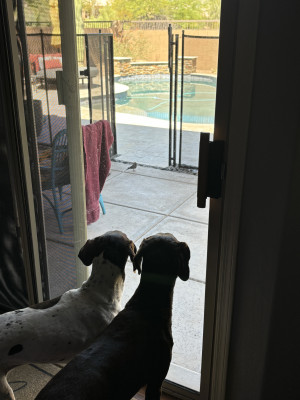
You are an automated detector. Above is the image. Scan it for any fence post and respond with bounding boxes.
[179,30,185,168]
[168,24,173,166]
[84,33,93,124]
[40,29,53,145]
[173,34,179,167]
[108,34,117,156]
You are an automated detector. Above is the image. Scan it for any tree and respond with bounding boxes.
[100,0,221,21]
[102,0,171,21]
[24,0,51,24]
[82,0,98,19]
[201,0,221,20]
[168,0,204,20]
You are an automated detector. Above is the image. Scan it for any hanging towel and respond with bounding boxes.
[82,120,114,224]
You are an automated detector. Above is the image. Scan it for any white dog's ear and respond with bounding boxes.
[128,242,137,263]
[78,237,104,266]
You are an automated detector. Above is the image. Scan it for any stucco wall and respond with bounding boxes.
[122,29,219,72]
[27,27,219,73]
[85,27,219,73]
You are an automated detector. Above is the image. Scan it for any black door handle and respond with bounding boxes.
[197,132,225,208]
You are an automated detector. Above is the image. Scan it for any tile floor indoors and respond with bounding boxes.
[8,363,177,400]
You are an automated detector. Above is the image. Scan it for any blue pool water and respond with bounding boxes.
[115,75,216,124]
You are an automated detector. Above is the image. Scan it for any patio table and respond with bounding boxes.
[36,66,99,86]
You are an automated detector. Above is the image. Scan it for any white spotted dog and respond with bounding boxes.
[0,231,136,400]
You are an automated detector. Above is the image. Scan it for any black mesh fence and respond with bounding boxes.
[80,33,116,156]
[178,34,217,168]
[23,32,115,298]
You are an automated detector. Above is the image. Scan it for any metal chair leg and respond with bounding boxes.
[99,193,106,215]
[52,187,64,234]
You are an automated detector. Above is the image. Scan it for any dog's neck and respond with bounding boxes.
[82,253,125,305]
[140,272,176,287]
[126,269,176,320]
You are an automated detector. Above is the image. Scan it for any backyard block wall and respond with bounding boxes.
[182,31,219,73]
[125,29,219,73]
[84,27,219,73]
[114,57,197,76]
[26,26,219,74]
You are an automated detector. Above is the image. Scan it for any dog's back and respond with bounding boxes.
[36,298,173,399]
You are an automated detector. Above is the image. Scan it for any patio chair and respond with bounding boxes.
[40,129,71,234]
[40,129,106,234]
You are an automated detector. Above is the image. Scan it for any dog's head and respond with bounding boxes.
[78,231,136,271]
[133,233,190,281]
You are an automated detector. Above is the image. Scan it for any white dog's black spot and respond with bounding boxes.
[8,344,23,356]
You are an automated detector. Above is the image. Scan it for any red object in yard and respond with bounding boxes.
[29,53,62,73]
[44,58,62,70]
[82,120,114,225]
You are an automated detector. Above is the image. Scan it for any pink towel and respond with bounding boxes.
[82,120,114,224]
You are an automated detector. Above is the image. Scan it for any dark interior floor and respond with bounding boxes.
[8,364,177,399]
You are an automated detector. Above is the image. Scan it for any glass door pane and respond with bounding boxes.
[20,0,87,297]
[18,0,222,397]
[84,8,222,397]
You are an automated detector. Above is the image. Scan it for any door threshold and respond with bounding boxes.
[167,363,200,392]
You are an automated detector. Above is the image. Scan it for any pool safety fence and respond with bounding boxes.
[169,27,219,169]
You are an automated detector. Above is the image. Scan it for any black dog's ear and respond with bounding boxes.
[128,242,137,263]
[177,242,190,281]
[133,253,142,274]
[78,237,104,266]
[132,241,146,275]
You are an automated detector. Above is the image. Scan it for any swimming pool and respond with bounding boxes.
[115,75,216,124]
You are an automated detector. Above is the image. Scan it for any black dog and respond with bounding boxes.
[35,233,190,400]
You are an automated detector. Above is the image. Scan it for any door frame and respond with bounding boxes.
[5,0,261,397]
[164,0,261,398]
[5,0,89,297]
[200,0,261,399]
[4,0,43,304]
